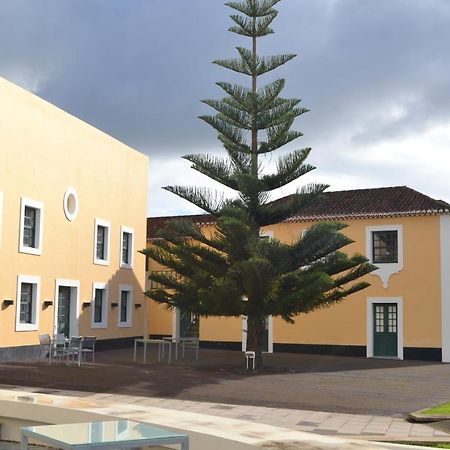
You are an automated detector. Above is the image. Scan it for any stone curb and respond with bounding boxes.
[408,410,450,423]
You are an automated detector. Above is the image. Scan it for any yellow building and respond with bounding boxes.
[146,186,450,362]
[0,76,148,359]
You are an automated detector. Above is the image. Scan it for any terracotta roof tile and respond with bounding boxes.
[146,214,213,240]
[286,186,450,221]
[147,186,450,238]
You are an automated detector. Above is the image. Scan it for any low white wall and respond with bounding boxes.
[0,399,255,450]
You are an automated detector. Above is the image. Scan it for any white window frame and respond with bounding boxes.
[0,191,3,248]
[241,316,273,353]
[54,279,80,337]
[63,187,79,221]
[16,275,40,332]
[93,219,111,265]
[91,282,108,328]
[120,226,134,269]
[366,225,403,288]
[19,197,44,256]
[118,284,133,327]
[259,230,274,239]
[366,297,403,360]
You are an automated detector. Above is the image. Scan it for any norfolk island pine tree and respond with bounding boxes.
[142,0,375,369]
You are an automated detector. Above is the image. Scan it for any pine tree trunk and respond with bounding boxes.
[246,314,265,370]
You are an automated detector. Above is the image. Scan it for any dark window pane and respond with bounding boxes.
[122,232,131,265]
[372,231,398,263]
[23,206,37,248]
[94,288,103,323]
[120,290,129,323]
[20,283,33,324]
[96,226,106,260]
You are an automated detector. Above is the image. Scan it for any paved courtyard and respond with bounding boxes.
[0,347,449,417]
[1,385,449,442]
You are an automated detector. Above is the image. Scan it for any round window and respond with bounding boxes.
[63,188,78,221]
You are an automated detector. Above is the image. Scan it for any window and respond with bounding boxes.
[259,230,274,240]
[93,219,110,265]
[20,283,33,323]
[63,188,79,221]
[94,289,103,323]
[19,198,44,255]
[366,225,403,288]
[92,283,108,328]
[372,230,398,264]
[150,270,185,289]
[120,226,134,269]
[24,207,37,247]
[16,275,40,331]
[118,285,132,327]
[97,226,106,259]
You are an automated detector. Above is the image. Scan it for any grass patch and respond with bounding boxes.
[421,402,450,416]
[387,443,450,448]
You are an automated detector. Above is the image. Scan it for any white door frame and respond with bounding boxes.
[54,279,80,337]
[172,307,180,340]
[241,315,273,353]
[366,297,403,359]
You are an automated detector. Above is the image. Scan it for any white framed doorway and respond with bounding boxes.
[241,315,273,353]
[54,279,80,338]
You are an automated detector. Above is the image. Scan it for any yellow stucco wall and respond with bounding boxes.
[148,213,443,350]
[0,77,148,348]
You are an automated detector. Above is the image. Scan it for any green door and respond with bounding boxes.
[57,286,71,337]
[373,304,398,357]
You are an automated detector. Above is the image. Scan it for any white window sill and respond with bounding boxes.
[19,246,42,256]
[118,322,132,328]
[120,263,133,270]
[93,259,109,266]
[92,322,107,329]
[16,323,38,332]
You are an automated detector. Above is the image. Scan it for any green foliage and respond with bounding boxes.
[143,0,375,365]
[143,212,375,324]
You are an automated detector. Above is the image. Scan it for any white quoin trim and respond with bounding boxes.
[0,191,3,248]
[366,297,403,360]
[440,215,450,362]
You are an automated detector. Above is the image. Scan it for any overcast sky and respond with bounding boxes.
[1,0,449,216]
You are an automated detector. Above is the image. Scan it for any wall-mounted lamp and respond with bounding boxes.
[42,300,53,310]
[111,302,118,308]
[134,303,142,309]
[82,301,91,310]
[2,299,14,310]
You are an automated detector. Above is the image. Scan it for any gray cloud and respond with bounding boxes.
[1,0,449,214]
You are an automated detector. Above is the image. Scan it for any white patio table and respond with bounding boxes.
[133,338,171,364]
[162,337,199,360]
[21,420,188,450]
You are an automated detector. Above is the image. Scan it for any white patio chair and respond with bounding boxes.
[181,337,199,360]
[81,336,96,363]
[66,336,83,366]
[38,334,51,361]
[51,333,67,363]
